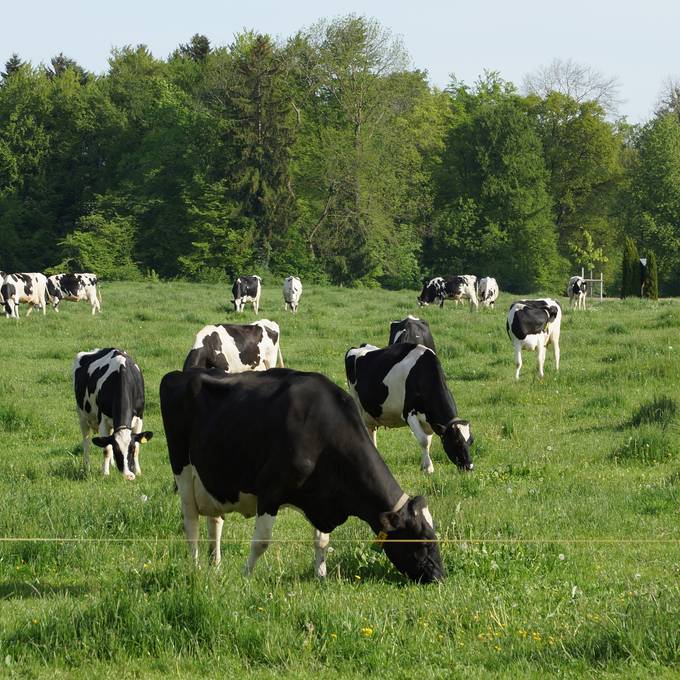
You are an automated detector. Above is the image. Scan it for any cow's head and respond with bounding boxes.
[92,428,153,480]
[417,280,436,306]
[379,496,443,583]
[435,418,474,471]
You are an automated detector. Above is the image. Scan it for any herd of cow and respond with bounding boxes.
[2,267,591,584]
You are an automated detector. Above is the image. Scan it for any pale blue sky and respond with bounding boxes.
[2,0,675,122]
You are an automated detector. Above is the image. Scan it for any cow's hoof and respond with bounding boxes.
[421,465,435,475]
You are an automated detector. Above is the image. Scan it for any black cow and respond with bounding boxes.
[47,273,101,314]
[388,316,436,352]
[417,275,478,309]
[232,275,262,313]
[183,319,283,372]
[506,299,562,379]
[345,343,473,474]
[160,367,443,582]
[73,348,153,479]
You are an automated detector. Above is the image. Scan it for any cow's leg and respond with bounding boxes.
[407,413,434,474]
[25,303,32,317]
[537,340,547,378]
[207,515,224,566]
[99,423,114,475]
[244,513,275,575]
[514,344,523,380]
[175,468,200,563]
[553,333,561,372]
[79,417,91,473]
[367,426,378,448]
[313,528,330,579]
[131,417,143,475]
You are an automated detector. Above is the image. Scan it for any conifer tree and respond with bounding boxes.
[643,251,659,299]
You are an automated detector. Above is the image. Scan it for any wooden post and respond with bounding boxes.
[600,272,603,300]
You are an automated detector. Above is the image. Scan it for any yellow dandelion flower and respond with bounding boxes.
[354,575,361,581]
[494,645,501,652]
[360,627,373,638]
[330,633,337,640]
[532,632,541,642]
[257,607,265,613]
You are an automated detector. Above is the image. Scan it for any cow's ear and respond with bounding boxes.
[379,511,405,532]
[135,431,153,444]
[91,435,114,449]
[431,423,446,436]
[410,495,428,514]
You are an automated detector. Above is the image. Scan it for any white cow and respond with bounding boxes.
[1,273,47,318]
[478,277,499,308]
[507,299,562,380]
[567,276,587,310]
[283,276,302,313]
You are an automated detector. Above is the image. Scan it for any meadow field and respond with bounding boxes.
[0,281,678,679]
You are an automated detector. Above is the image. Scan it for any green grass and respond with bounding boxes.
[0,283,679,678]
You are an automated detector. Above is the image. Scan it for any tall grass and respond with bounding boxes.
[0,283,678,677]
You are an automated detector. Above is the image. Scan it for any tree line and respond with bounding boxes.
[1,15,679,294]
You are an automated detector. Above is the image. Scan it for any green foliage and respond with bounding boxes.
[643,250,659,299]
[54,213,141,280]
[0,17,672,292]
[621,236,640,297]
[430,74,567,290]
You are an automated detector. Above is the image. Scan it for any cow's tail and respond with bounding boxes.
[277,345,285,368]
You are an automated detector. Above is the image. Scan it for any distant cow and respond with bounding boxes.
[345,343,473,474]
[73,348,153,479]
[567,276,587,310]
[506,299,562,380]
[183,320,284,372]
[1,273,47,318]
[388,316,436,352]
[478,277,499,308]
[418,275,478,309]
[160,367,443,582]
[232,276,261,313]
[46,273,101,314]
[283,276,302,313]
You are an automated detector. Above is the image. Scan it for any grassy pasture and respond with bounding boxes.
[0,281,679,679]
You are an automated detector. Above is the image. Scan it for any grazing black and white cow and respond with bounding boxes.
[567,275,587,310]
[478,277,499,308]
[46,273,101,314]
[232,275,262,313]
[183,320,284,372]
[506,299,562,380]
[282,276,302,313]
[160,367,443,582]
[417,275,478,309]
[1,273,47,318]
[345,343,473,474]
[73,348,153,479]
[388,316,436,352]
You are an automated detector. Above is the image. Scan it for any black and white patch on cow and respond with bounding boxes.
[417,275,478,309]
[567,275,587,310]
[506,298,562,380]
[388,316,436,352]
[232,275,262,313]
[46,273,101,314]
[1,273,47,318]
[183,319,284,372]
[282,276,302,313]
[345,343,473,474]
[478,277,499,308]
[160,367,443,582]
[73,348,152,479]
